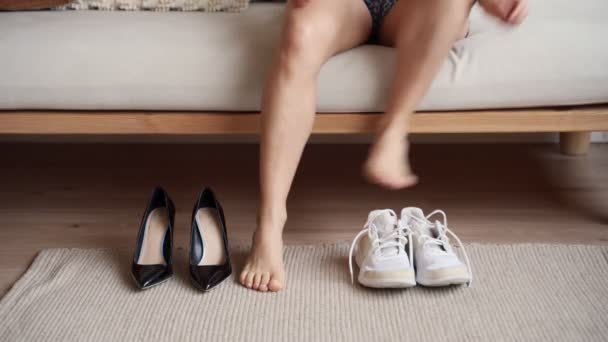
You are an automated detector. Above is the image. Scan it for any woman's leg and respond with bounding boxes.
[240,0,372,292]
[363,0,474,189]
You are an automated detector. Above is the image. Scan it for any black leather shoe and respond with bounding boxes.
[190,187,232,291]
[131,186,176,290]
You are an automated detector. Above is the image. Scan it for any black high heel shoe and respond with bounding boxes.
[131,186,176,289]
[190,187,232,291]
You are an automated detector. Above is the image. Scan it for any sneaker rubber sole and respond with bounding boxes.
[416,266,470,287]
[358,269,416,288]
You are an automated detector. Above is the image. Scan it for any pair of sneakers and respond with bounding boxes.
[348,208,472,288]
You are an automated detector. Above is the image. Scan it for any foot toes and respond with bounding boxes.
[257,273,270,292]
[240,234,285,293]
[377,173,418,190]
[252,273,262,290]
[393,175,418,189]
[239,270,248,285]
[245,272,255,288]
[268,278,284,292]
[260,272,270,287]
[405,174,418,186]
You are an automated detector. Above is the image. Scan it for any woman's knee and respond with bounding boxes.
[276,12,335,72]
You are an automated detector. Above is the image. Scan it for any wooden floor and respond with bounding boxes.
[0,142,607,296]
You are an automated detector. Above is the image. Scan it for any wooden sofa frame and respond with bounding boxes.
[1,105,607,155]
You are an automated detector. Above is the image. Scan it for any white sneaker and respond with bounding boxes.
[348,209,416,288]
[401,207,472,287]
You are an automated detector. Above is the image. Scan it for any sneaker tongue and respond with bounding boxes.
[403,207,443,252]
[368,210,399,256]
[369,210,397,232]
[402,207,425,229]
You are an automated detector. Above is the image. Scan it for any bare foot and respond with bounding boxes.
[363,129,418,189]
[240,227,285,292]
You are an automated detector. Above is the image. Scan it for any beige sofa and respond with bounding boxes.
[1,1,607,154]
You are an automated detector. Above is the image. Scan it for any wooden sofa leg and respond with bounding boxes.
[560,132,591,156]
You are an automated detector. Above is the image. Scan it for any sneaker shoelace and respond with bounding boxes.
[410,209,473,287]
[348,209,413,284]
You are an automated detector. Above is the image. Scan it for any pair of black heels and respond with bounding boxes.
[131,187,231,291]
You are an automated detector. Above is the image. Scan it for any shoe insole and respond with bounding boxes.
[137,208,169,266]
[195,208,227,266]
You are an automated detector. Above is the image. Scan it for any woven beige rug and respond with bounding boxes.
[1,244,607,341]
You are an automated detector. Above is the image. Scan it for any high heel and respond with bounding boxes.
[189,187,232,291]
[131,186,176,289]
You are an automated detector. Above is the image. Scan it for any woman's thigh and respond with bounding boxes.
[280,0,373,61]
[377,0,474,47]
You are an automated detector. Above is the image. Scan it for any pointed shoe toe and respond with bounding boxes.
[131,264,173,289]
[190,265,232,291]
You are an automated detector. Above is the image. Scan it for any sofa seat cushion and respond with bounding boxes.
[0,1,607,111]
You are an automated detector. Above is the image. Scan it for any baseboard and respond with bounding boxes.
[0,132,606,144]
